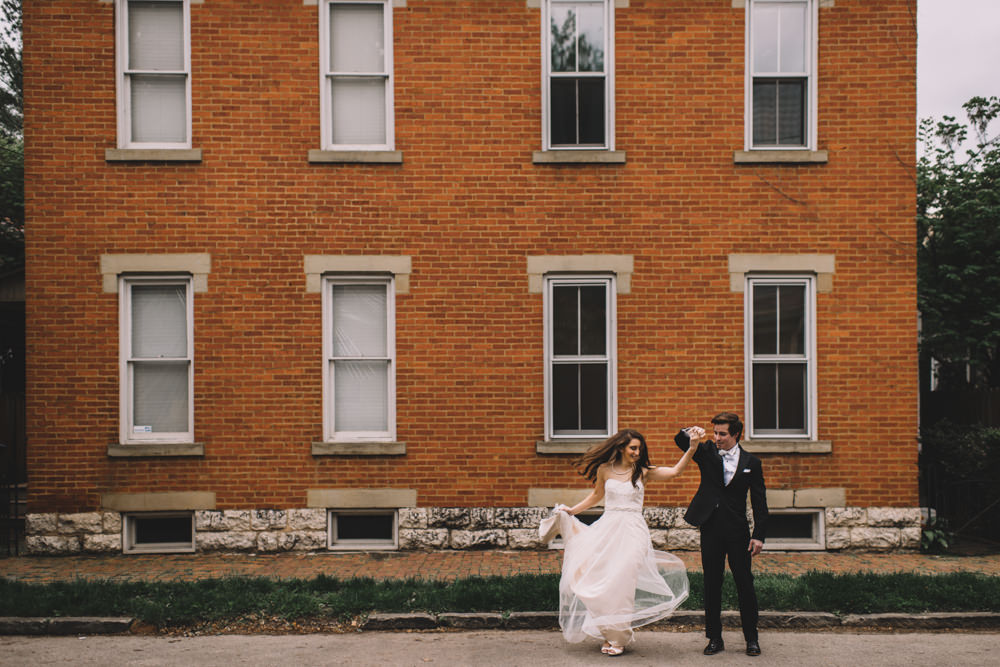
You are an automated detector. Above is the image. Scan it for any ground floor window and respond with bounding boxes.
[762,508,824,550]
[328,510,397,550]
[123,511,195,554]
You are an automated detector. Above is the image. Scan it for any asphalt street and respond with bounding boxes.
[3,630,999,666]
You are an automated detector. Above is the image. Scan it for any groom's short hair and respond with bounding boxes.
[711,412,743,442]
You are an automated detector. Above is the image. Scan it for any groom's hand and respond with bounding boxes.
[748,539,763,557]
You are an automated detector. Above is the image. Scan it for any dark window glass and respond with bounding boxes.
[550,78,605,146]
[777,363,806,430]
[552,285,578,355]
[752,78,805,146]
[550,79,577,146]
[578,285,606,355]
[579,363,608,431]
[552,363,579,430]
[337,514,393,541]
[769,513,814,540]
[752,363,777,431]
[753,285,778,355]
[778,285,805,354]
[578,78,605,145]
[134,516,191,544]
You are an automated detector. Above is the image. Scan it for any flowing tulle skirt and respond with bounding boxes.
[543,508,689,645]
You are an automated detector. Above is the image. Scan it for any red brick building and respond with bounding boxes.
[24,0,919,554]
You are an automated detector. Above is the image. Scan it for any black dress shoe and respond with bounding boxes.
[703,638,725,655]
[746,640,761,656]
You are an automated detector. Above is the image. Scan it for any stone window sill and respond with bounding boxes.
[308,150,403,164]
[108,443,204,457]
[532,150,626,164]
[733,150,828,164]
[743,439,832,454]
[105,148,203,162]
[536,439,604,454]
[312,441,407,456]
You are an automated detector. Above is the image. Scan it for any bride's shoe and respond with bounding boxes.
[605,643,625,656]
[601,642,612,654]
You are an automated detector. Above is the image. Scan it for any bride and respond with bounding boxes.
[540,427,703,656]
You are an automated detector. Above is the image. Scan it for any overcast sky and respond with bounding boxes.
[917,0,1000,124]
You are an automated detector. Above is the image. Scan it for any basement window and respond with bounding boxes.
[123,512,195,554]
[328,510,397,550]
[762,508,824,550]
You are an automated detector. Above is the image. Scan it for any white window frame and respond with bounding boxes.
[119,275,195,445]
[762,508,825,551]
[123,511,196,554]
[744,274,817,440]
[744,0,818,150]
[322,275,396,442]
[319,0,395,151]
[328,509,398,550]
[541,0,614,151]
[544,275,617,440]
[115,0,193,149]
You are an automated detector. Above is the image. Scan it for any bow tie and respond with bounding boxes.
[719,448,737,459]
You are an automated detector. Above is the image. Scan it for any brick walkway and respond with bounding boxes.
[3,550,1000,584]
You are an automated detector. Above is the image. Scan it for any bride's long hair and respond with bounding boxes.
[574,428,651,487]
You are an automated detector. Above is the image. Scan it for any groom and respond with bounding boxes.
[675,412,768,657]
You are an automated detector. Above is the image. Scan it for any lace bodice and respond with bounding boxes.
[604,477,644,512]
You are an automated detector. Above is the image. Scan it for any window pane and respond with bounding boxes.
[578,285,606,355]
[552,285,578,355]
[336,514,393,540]
[331,77,387,145]
[769,513,814,540]
[752,362,777,431]
[752,79,777,146]
[550,5,576,72]
[577,78,606,145]
[552,363,579,431]
[134,516,191,544]
[132,285,187,358]
[778,3,807,73]
[128,1,184,71]
[752,4,779,72]
[133,361,189,432]
[332,284,387,357]
[130,74,187,143]
[752,285,777,355]
[550,78,577,146]
[329,3,385,73]
[777,363,806,430]
[777,80,805,145]
[576,3,604,72]
[579,363,608,430]
[334,360,389,431]
[778,285,805,354]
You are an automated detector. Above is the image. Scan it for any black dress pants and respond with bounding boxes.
[699,512,759,642]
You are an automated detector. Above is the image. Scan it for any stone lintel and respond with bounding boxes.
[101,492,216,512]
[307,488,417,509]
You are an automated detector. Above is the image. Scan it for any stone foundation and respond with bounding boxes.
[24,506,923,554]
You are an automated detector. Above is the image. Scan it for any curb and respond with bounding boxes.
[2,612,999,635]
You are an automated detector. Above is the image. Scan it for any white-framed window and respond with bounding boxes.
[319,0,394,150]
[323,276,396,441]
[746,0,817,149]
[119,276,194,444]
[542,0,613,150]
[762,508,825,550]
[115,0,192,149]
[123,512,195,553]
[745,275,816,439]
[328,510,398,550]
[544,276,616,439]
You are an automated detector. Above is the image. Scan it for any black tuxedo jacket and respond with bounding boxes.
[675,429,768,543]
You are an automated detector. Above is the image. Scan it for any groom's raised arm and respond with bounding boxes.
[674,428,693,452]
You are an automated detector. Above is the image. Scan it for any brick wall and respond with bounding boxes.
[24,1,917,515]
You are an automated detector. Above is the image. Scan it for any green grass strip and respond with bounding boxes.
[2,571,998,628]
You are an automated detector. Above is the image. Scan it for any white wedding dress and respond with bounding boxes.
[540,477,689,646]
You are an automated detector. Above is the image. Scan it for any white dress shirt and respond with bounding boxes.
[720,445,740,486]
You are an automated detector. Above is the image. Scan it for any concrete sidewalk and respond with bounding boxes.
[3,549,1000,584]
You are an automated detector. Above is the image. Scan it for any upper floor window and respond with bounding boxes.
[115,0,192,149]
[323,276,396,441]
[319,0,394,150]
[746,275,816,438]
[543,0,613,150]
[545,276,616,439]
[119,276,194,444]
[746,0,816,149]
